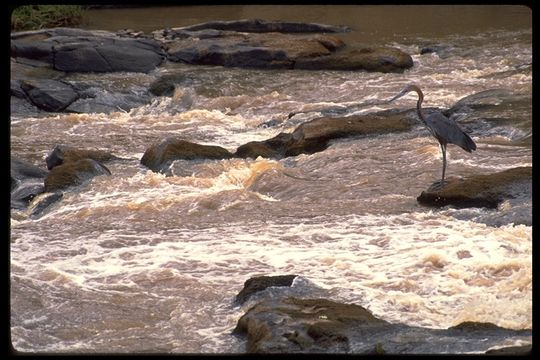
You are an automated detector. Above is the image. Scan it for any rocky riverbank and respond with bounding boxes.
[11,20,413,116]
[10,28,532,223]
[231,275,531,354]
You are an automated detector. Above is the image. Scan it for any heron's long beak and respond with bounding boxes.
[387,88,411,103]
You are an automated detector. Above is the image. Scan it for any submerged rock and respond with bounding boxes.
[45,144,120,170]
[44,158,111,192]
[140,137,234,173]
[11,157,48,211]
[417,167,532,209]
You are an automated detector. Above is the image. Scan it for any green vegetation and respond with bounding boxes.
[11,5,84,31]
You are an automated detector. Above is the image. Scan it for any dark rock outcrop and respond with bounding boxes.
[140,137,234,173]
[158,20,412,72]
[232,276,532,354]
[235,275,298,305]
[11,28,165,73]
[236,109,416,159]
[177,19,350,34]
[45,144,119,170]
[44,158,111,192]
[417,167,532,209]
[20,78,79,112]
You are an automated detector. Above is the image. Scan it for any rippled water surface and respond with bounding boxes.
[11,5,531,353]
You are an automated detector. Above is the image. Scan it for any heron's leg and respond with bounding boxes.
[441,143,447,182]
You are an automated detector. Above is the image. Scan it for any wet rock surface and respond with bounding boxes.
[45,144,120,170]
[417,167,532,209]
[235,275,298,305]
[176,19,351,34]
[233,276,532,354]
[11,28,165,73]
[10,21,414,115]
[236,109,416,159]
[140,137,234,173]
[44,158,112,192]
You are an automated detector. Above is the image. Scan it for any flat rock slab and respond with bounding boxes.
[11,28,165,73]
[417,167,532,208]
[20,78,79,111]
[233,296,531,354]
[176,19,350,33]
[158,20,412,72]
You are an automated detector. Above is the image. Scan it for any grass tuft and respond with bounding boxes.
[11,5,84,31]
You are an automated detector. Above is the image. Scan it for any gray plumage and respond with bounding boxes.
[389,84,476,182]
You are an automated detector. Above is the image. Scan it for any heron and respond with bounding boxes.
[389,84,476,184]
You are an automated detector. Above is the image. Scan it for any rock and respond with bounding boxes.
[177,19,350,33]
[11,157,48,182]
[485,344,532,355]
[140,137,234,173]
[11,28,165,73]
[28,192,63,219]
[235,275,298,305]
[233,289,531,354]
[295,47,414,72]
[163,26,412,72]
[236,109,416,159]
[233,297,388,353]
[417,167,532,209]
[165,34,293,69]
[11,38,54,64]
[11,182,45,210]
[54,38,164,73]
[44,158,111,192]
[20,79,78,112]
[235,133,297,159]
[45,145,119,170]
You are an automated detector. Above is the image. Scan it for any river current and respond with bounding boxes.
[10,5,532,353]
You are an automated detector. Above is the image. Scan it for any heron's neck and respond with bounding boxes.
[416,93,425,122]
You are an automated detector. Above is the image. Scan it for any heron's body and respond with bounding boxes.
[390,85,476,182]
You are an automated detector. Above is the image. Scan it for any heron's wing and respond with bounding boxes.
[425,112,477,152]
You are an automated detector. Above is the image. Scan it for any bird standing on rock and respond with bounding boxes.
[389,84,476,185]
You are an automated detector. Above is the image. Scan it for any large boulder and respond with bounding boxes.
[20,78,79,112]
[232,276,532,354]
[140,137,234,173]
[417,167,532,209]
[44,158,111,192]
[11,28,165,73]
[53,38,164,73]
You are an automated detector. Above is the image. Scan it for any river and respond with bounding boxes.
[10,5,532,353]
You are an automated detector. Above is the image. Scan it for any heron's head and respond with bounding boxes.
[388,84,423,102]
